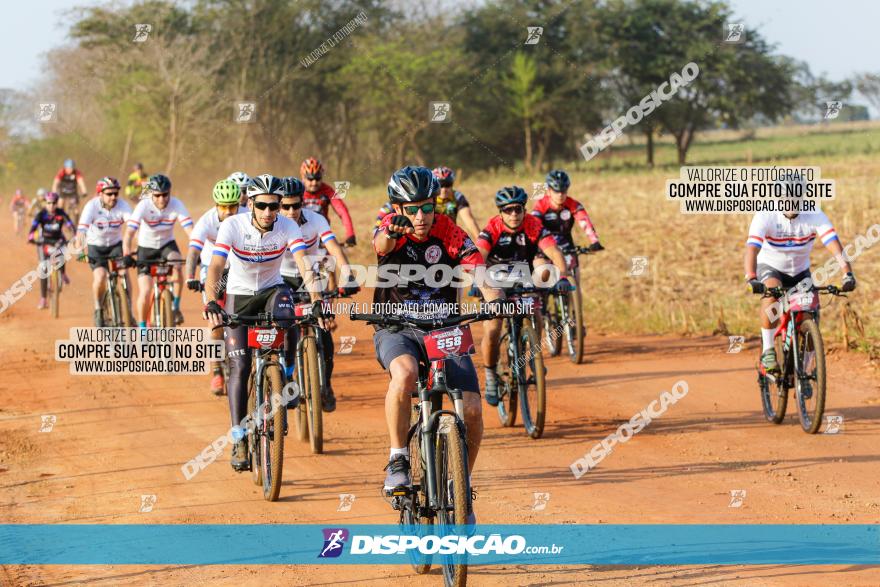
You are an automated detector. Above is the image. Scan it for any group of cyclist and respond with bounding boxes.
[12,154,860,528]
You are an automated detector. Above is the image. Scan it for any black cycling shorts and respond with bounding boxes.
[137,241,180,275]
[87,242,124,270]
[373,327,480,394]
[757,264,812,290]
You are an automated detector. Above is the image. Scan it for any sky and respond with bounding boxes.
[2,0,878,95]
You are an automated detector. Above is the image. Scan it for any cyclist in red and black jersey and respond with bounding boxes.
[51,158,87,216]
[372,166,503,521]
[476,186,571,405]
[28,191,75,309]
[531,169,603,255]
[300,157,356,247]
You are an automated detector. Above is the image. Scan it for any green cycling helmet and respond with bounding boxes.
[212,179,241,205]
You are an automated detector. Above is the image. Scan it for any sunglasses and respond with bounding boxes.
[304,174,322,181]
[281,202,303,211]
[103,191,120,196]
[217,204,239,212]
[402,203,435,215]
[500,205,524,215]
[152,192,171,198]
[253,201,281,211]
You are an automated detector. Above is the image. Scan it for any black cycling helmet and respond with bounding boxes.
[246,173,286,198]
[387,166,439,203]
[145,173,172,193]
[494,186,528,208]
[282,176,305,197]
[546,169,571,193]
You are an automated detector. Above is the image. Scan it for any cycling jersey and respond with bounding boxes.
[127,196,193,249]
[54,169,83,197]
[280,209,335,278]
[747,211,839,275]
[303,182,355,240]
[531,194,599,250]
[213,213,306,295]
[77,197,133,247]
[374,213,482,318]
[30,208,74,243]
[10,195,28,211]
[476,214,555,267]
[189,207,248,266]
[435,190,470,222]
[126,171,149,200]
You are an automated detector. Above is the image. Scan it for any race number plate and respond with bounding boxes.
[423,325,475,360]
[151,265,171,277]
[247,327,284,349]
[294,303,313,317]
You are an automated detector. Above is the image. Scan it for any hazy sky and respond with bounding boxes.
[2,0,878,94]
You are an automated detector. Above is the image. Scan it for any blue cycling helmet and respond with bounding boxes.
[494,186,528,208]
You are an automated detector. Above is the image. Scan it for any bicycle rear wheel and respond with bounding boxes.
[496,325,517,427]
[159,289,174,328]
[260,364,285,501]
[403,410,432,574]
[760,336,789,424]
[302,335,323,454]
[519,321,546,439]
[436,415,468,587]
[50,270,61,319]
[796,318,826,434]
[247,372,261,486]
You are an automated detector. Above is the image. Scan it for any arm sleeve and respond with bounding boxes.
[189,217,208,250]
[212,220,233,259]
[174,199,193,228]
[456,192,470,209]
[330,196,355,239]
[746,214,768,248]
[572,201,599,243]
[315,214,336,243]
[127,201,144,231]
[286,222,307,253]
[77,202,93,233]
[815,212,839,246]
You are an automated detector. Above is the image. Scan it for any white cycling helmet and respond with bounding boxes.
[227,171,251,190]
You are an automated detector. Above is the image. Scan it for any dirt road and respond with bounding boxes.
[1,216,878,585]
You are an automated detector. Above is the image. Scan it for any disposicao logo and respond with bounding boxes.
[318,528,349,558]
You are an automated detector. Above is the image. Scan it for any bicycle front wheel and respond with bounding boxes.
[403,412,432,574]
[158,289,174,328]
[518,321,546,439]
[436,415,468,587]
[50,270,61,319]
[496,325,517,427]
[760,336,789,424]
[302,335,323,454]
[260,364,285,501]
[117,277,134,327]
[543,293,562,357]
[796,318,826,434]
[247,372,261,486]
[565,289,585,364]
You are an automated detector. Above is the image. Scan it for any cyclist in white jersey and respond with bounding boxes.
[278,177,359,412]
[123,174,193,327]
[185,179,245,395]
[77,177,133,326]
[745,178,856,371]
[202,174,324,472]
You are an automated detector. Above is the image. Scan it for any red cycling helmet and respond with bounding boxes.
[432,166,455,188]
[95,176,121,194]
[300,157,324,180]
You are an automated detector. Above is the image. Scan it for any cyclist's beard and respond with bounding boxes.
[251,207,276,232]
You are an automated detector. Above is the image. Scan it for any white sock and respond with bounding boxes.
[390,447,409,460]
[761,328,775,351]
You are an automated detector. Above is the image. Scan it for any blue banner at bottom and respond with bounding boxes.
[0,524,876,565]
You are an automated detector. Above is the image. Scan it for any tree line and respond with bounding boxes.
[0,0,873,192]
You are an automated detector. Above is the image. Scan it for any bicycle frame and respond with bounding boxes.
[770,294,819,385]
[105,258,132,325]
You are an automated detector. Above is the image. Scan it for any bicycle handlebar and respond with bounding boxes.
[350,311,498,330]
[758,285,844,298]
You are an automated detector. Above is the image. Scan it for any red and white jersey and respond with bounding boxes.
[280,209,336,278]
[127,196,193,248]
[746,211,839,275]
[189,207,248,266]
[77,197,132,247]
[213,213,306,295]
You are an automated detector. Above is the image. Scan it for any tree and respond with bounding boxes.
[502,53,544,171]
[854,73,880,115]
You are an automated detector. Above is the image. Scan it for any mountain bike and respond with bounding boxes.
[144,258,184,328]
[99,256,134,327]
[495,285,547,439]
[34,239,65,319]
[542,246,596,364]
[351,310,496,587]
[755,285,845,433]
[214,310,297,501]
[290,289,351,454]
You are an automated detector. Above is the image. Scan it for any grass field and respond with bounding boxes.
[338,121,880,358]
